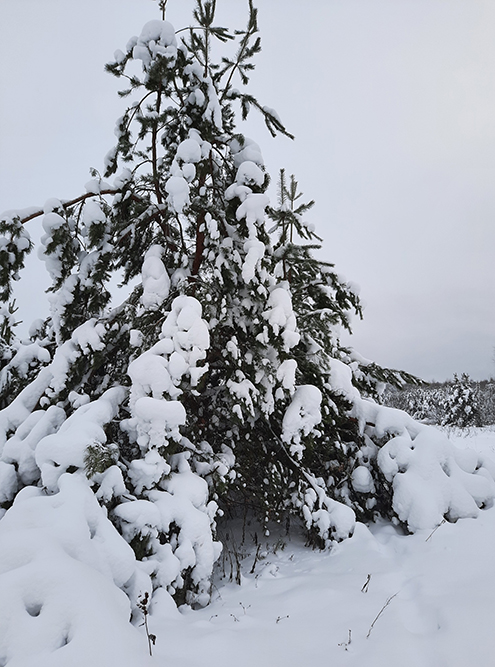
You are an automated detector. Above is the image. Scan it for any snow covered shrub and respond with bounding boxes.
[477,379,495,425]
[442,373,481,428]
[386,378,494,427]
[383,383,443,424]
[1,7,494,657]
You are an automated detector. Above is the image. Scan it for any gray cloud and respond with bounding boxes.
[1,0,493,380]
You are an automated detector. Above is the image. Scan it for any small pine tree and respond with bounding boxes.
[2,2,491,623]
[442,373,480,428]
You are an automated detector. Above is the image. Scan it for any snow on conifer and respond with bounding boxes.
[0,1,494,663]
[442,373,481,428]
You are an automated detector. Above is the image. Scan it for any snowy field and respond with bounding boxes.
[131,427,495,666]
[1,427,495,666]
[150,427,495,667]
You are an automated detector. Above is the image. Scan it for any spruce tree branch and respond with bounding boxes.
[191,211,206,276]
[220,3,258,100]
[123,91,155,133]
[191,158,211,277]
[159,0,167,20]
[220,38,251,101]
[12,190,122,225]
[114,207,178,254]
[175,26,233,40]
[152,89,164,206]
[204,4,211,79]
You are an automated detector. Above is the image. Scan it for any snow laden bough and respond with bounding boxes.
[324,358,495,533]
[0,297,221,664]
[1,2,495,665]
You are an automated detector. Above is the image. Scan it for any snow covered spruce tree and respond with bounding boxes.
[1,3,495,644]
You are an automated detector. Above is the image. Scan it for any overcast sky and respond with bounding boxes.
[0,0,494,381]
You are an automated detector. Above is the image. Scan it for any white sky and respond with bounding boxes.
[0,0,494,381]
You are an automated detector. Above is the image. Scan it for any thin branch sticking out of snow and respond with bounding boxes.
[366,592,399,639]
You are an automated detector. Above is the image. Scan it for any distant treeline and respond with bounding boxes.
[383,374,495,427]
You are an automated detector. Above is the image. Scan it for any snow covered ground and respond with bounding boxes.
[146,426,495,667]
[2,427,495,666]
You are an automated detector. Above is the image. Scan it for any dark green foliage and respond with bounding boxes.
[442,373,481,428]
[0,1,426,607]
[0,216,32,303]
[84,442,120,477]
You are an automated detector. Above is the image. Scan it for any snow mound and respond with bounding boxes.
[328,358,495,532]
[140,245,170,310]
[378,428,495,531]
[0,475,152,667]
[282,385,322,460]
[132,20,177,71]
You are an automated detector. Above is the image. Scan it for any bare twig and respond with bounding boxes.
[361,574,371,593]
[338,629,352,650]
[137,592,156,656]
[426,518,446,542]
[250,543,263,574]
[159,0,167,20]
[366,592,399,639]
